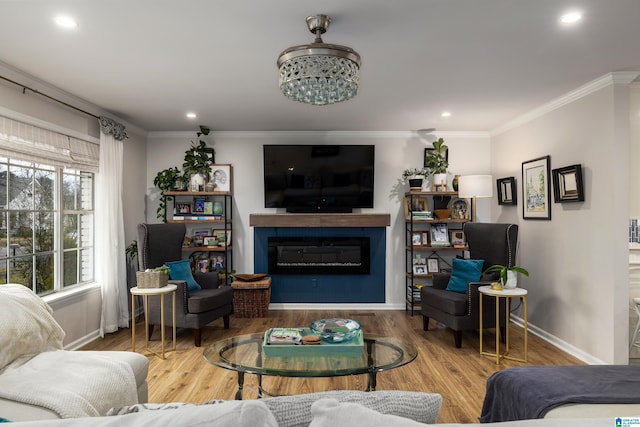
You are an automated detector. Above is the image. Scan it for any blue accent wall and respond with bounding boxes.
[254,227,386,303]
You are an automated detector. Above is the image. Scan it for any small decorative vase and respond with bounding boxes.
[205,181,216,192]
[452,175,460,192]
[190,173,207,192]
[432,173,447,191]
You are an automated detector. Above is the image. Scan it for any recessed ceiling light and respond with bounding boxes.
[186,112,197,119]
[54,15,78,28]
[441,111,451,118]
[560,11,582,24]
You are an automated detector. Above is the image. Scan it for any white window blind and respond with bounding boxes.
[0,115,99,172]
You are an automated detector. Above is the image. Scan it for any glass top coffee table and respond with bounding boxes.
[203,333,418,399]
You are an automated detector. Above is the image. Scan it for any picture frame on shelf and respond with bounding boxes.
[413,264,427,275]
[421,231,430,246]
[194,197,206,213]
[404,195,430,220]
[552,164,584,203]
[210,164,232,193]
[427,258,440,273]
[175,202,192,214]
[412,232,422,246]
[192,228,211,246]
[449,198,470,220]
[413,255,426,266]
[497,177,517,205]
[522,155,551,220]
[203,236,218,247]
[213,229,231,246]
[211,253,226,271]
[197,258,210,273]
[430,223,450,247]
[450,230,465,247]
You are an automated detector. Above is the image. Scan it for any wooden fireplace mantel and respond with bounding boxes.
[249,213,390,228]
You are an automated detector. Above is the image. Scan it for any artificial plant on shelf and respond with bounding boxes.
[153,166,182,220]
[424,138,449,174]
[402,167,429,190]
[182,125,216,190]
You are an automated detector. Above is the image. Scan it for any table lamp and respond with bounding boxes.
[457,175,493,222]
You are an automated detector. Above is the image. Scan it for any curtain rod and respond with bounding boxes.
[0,74,100,120]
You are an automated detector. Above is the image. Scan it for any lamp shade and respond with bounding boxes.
[457,175,493,198]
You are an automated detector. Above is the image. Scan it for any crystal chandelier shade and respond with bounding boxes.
[277,15,361,106]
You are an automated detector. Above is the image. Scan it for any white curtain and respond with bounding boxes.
[96,117,129,336]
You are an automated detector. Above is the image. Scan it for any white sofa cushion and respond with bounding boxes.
[10,400,278,427]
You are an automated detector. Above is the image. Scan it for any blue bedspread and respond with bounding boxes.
[479,365,640,422]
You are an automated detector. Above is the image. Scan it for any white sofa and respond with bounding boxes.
[0,284,148,421]
[1,391,618,426]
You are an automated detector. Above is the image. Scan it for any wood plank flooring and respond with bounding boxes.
[81,310,583,423]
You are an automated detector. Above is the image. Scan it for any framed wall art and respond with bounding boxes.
[496,177,517,205]
[209,164,233,193]
[552,164,584,203]
[522,156,551,220]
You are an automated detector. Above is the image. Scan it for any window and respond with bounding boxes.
[0,157,94,295]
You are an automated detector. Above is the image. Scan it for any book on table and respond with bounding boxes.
[266,328,303,345]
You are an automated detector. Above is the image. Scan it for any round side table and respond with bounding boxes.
[130,284,177,359]
[478,285,528,364]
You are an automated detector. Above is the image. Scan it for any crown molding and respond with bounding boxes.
[148,130,490,140]
[491,71,640,137]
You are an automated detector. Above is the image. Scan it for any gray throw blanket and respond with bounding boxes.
[480,365,640,422]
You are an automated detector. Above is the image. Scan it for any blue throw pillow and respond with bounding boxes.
[165,260,201,293]
[445,258,485,293]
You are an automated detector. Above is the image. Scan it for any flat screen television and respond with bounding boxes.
[263,145,375,213]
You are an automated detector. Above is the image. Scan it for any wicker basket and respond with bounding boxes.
[136,271,169,289]
[231,277,271,318]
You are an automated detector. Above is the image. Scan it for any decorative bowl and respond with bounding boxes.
[309,318,361,343]
[433,209,452,220]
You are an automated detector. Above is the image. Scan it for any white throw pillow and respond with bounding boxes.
[309,398,430,427]
[0,284,64,371]
[262,390,442,427]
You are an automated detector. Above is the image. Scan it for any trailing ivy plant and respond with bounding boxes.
[182,126,216,177]
[153,166,181,220]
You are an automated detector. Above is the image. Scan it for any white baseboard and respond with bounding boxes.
[510,315,606,365]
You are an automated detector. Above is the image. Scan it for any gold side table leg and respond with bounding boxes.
[479,292,484,355]
[505,296,510,356]
[495,295,500,364]
[172,291,177,352]
[143,295,150,352]
[131,294,136,352]
[523,295,528,362]
[160,293,166,359]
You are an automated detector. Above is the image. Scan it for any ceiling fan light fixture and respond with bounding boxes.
[277,14,361,106]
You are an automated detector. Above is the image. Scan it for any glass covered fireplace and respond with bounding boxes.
[267,236,370,275]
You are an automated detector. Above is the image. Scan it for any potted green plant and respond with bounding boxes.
[153,166,182,220]
[183,126,215,191]
[424,138,449,190]
[402,167,429,191]
[483,264,529,289]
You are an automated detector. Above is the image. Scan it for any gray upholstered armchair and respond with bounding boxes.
[137,223,233,347]
[421,223,518,348]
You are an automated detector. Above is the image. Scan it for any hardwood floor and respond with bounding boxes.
[81,309,583,423]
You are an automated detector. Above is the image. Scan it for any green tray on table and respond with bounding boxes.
[262,328,364,357]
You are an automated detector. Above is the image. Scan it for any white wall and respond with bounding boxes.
[145,131,490,307]
[490,73,637,364]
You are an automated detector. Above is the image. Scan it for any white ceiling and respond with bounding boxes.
[1,0,639,133]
